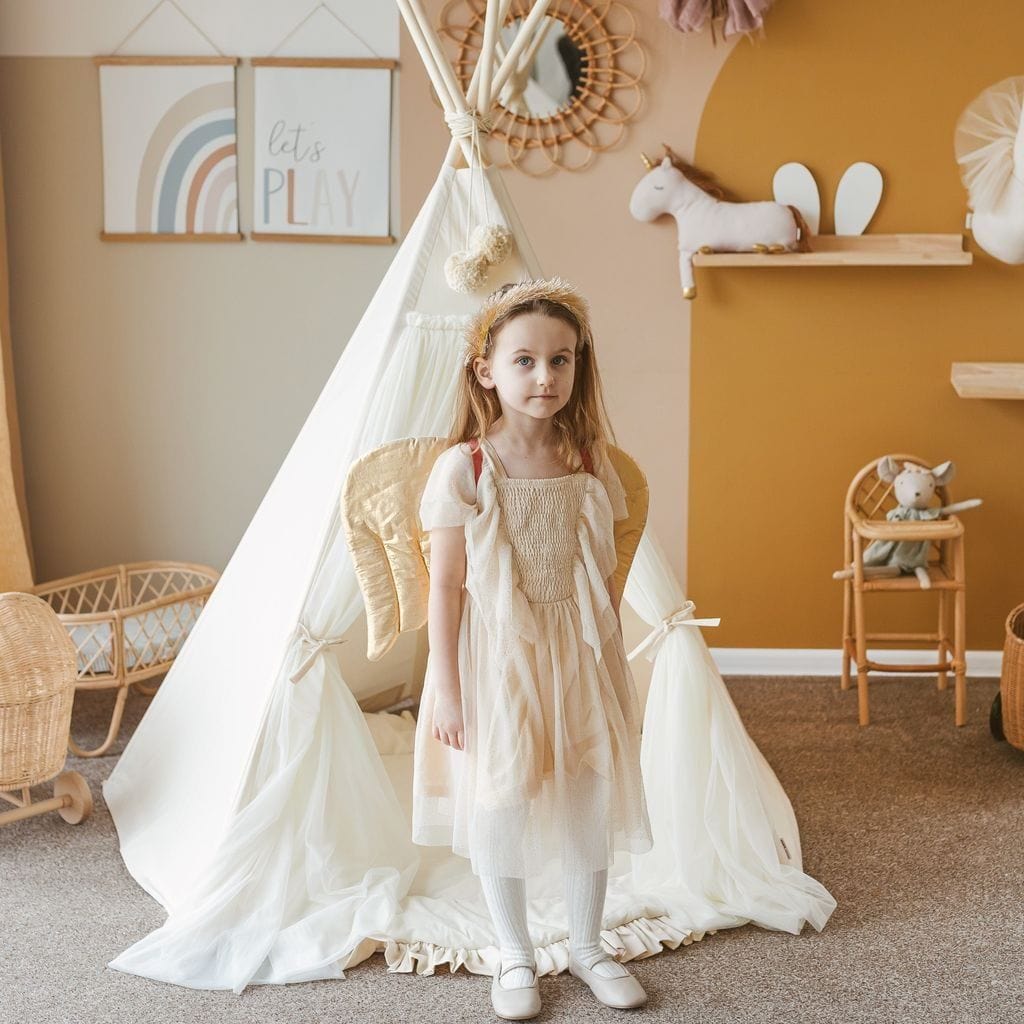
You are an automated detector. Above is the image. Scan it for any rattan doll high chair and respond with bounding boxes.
[836,454,968,727]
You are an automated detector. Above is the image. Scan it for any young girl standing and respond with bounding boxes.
[412,279,653,1020]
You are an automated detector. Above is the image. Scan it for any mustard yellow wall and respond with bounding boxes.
[690,0,1024,650]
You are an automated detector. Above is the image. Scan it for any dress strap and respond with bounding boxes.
[475,436,511,482]
[468,437,484,483]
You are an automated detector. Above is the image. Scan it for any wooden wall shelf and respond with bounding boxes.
[693,233,971,267]
[951,362,1024,399]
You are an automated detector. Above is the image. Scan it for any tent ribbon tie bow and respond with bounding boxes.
[627,600,721,663]
[289,622,348,683]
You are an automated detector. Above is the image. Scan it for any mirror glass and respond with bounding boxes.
[496,16,585,119]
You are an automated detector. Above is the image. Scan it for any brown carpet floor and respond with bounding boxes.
[2,674,1021,1024]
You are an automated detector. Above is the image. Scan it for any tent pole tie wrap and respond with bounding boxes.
[290,622,348,683]
[627,600,721,663]
[444,110,494,248]
[445,109,494,138]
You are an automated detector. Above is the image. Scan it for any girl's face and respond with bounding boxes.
[473,312,577,422]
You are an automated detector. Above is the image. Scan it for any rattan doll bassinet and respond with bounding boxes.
[32,561,219,756]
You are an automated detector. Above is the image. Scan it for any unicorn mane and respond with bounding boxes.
[662,146,734,201]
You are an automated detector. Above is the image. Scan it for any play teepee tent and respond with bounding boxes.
[103,0,835,992]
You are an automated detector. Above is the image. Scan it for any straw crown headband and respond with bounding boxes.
[463,277,594,369]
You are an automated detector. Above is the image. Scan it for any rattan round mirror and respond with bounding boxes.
[439,0,645,175]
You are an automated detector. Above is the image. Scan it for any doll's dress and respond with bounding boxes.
[412,437,653,880]
[863,505,943,571]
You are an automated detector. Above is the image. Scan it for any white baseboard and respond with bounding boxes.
[711,648,1003,678]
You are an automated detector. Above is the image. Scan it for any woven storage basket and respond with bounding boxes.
[1001,603,1024,750]
[0,593,77,789]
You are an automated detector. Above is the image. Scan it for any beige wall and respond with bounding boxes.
[691,0,1023,650]
[0,57,399,581]
[1,13,732,598]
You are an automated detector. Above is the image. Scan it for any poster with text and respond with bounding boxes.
[98,60,239,238]
[252,62,393,242]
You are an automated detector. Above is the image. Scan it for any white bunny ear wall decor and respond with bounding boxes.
[772,161,884,236]
[955,76,1024,264]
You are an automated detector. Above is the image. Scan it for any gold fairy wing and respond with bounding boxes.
[606,445,649,600]
[342,438,650,663]
[341,436,449,661]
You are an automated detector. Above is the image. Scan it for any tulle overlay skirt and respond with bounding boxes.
[413,593,653,878]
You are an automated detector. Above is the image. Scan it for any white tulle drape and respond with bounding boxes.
[104,165,833,994]
[623,532,836,933]
[107,309,476,985]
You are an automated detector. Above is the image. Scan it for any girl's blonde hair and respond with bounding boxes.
[448,277,617,470]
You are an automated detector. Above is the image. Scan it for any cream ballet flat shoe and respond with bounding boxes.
[568,955,647,1009]
[490,963,541,1020]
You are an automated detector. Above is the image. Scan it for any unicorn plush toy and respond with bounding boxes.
[629,145,811,298]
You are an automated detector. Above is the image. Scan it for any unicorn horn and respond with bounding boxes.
[641,152,653,170]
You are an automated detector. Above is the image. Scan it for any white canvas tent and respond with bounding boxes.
[103,0,835,992]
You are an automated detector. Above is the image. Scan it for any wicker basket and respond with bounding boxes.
[33,561,219,757]
[0,592,92,827]
[999,603,1024,750]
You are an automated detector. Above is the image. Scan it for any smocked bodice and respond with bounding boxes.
[497,475,588,602]
[480,438,588,604]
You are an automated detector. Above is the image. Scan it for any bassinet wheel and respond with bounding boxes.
[990,692,1005,742]
[54,771,93,824]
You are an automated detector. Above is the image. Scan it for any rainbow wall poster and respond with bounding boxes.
[98,61,239,237]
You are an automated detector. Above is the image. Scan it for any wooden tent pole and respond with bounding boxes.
[463,0,511,173]
[443,138,463,168]
[397,0,476,164]
[476,0,502,114]
[396,0,459,114]
[518,8,554,75]
[491,0,553,100]
[467,0,512,108]
[401,0,470,118]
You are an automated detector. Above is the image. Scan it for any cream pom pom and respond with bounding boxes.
[471,223,515,265]
[444,251,490,293]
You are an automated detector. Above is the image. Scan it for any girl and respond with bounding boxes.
[412,278,652,1020]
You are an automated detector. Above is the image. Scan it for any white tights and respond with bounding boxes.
[480,866,630,989]
[477,768,631,989]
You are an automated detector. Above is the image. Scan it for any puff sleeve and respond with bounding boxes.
[592,447,630,522]
[418,442,479,530]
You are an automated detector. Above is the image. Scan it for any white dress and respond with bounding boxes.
[412,436,653,879]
